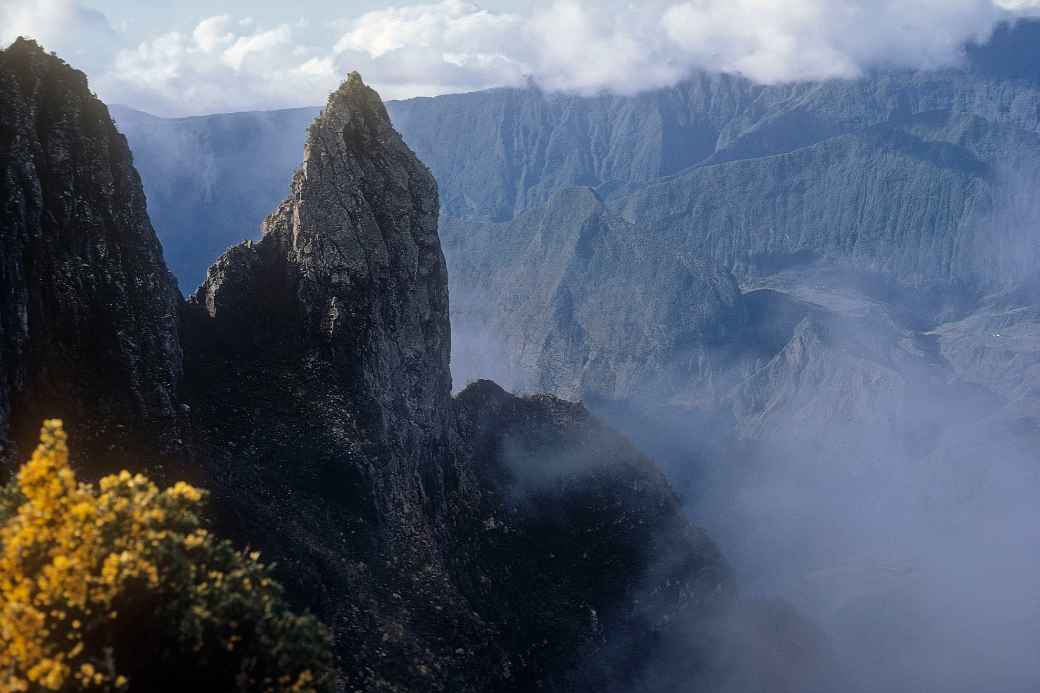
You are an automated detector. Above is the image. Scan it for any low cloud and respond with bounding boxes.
[4,0,1040,115]
[0,0,118,76]
[102,19,337,116]
[342,0,1040,95]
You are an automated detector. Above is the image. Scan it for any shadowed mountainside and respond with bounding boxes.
[0,40,841,693]
[0,38,186,475]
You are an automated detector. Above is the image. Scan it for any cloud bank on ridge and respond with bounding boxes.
[3,0,1040,115]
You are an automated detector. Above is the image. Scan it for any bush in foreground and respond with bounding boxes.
[0,420,334,692]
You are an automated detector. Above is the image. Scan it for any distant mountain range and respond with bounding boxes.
[109,104,320,291]
[107,19,1040,692]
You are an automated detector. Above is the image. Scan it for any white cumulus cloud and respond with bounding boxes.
[4,0,1040,115]
[1,0,119,75]
[99,18,338,115]
[192,16,234,54]
[333,0,1040,97]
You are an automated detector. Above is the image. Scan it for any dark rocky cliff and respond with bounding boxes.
[0,38,184,473]
[181,71,734,692]
[0,41,746,692]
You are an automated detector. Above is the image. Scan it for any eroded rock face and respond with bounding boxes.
[0,38,184,472]
[0,38,747,690]
[180,73,731,691]
[445,187,749,402]
[190,71,451,475]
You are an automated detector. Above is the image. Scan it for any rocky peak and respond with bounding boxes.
[0,37,184,472]
[179,72,734,690]
[190,71,450,462]
[181,73,477,687]
[0,50,738,691]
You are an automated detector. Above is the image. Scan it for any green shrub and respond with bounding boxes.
[0,420,334,692]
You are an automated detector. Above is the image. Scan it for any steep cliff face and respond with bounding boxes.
[180,74,471,689]
[391,22,1040,235]
[445,187,750,402]
[387,72,760,222]
[189,71,452,473]
[0,38,184,472]
[180,73,732,691]
[0,41,741,692]
[615,112,1040,289]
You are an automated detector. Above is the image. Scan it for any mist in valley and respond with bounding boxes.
[453,238,1040,692]
[11,2,1040,691]
[431,71,1040,687]
[442,136,1040,687]
[116,98,1040,693]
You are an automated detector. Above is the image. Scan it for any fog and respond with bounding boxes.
[582,268,1040,692]
[112,106,318,290]
[451,211,1040,691]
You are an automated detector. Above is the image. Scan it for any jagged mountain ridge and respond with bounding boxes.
[394,21,1040,228]
[0,38,186,474]
[0,40,798,693]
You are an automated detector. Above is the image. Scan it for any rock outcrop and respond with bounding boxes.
[188,71,452,478]
[0,38,184,473]
[0,41,738,692]
[180,71,733,692]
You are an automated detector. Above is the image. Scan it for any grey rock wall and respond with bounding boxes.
[0,38,184,472]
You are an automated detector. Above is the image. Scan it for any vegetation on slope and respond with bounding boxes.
[0,421,333,692]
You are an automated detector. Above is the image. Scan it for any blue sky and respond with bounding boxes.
[3,0,1039,116]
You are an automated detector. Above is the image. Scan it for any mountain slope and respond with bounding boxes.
[444,186,750,400]
[0,38,185,472]
[0,42,753,692]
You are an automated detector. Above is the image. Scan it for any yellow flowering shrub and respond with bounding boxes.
[0,421,333,692]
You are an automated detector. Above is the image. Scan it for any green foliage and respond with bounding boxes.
[0,420,335,692]
[0,478,22,526]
